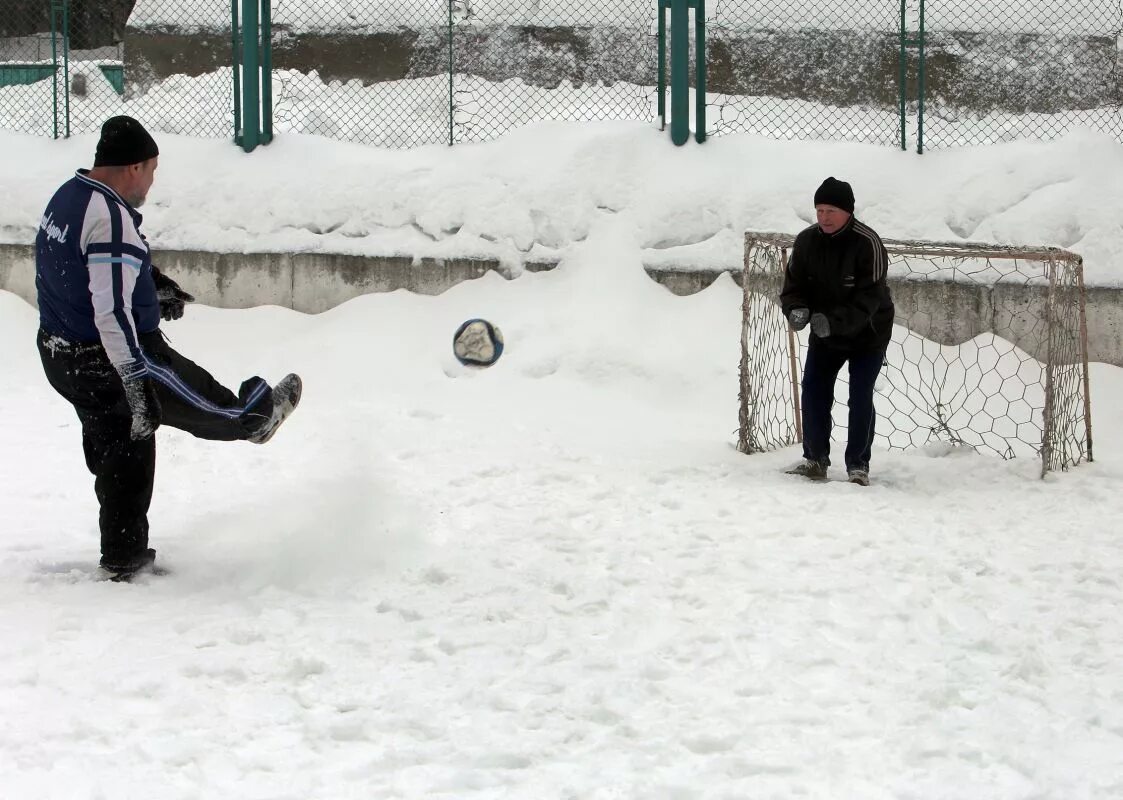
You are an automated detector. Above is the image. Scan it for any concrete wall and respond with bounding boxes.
[3,243,1120,365]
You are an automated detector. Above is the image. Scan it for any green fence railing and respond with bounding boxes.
[657,0,706,145]
[233,0,271,151]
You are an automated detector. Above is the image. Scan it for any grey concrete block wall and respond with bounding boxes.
[155,250,295,310]
[0,245,36,305]
[290,254,504,313]
[1084,287,1123,367]
[878,278,993,349]
[2,243,1119,365]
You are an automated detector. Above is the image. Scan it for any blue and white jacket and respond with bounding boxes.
[35,170,159,379]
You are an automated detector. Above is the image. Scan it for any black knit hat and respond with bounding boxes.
[813,177,855,214]
[93,116,159,167]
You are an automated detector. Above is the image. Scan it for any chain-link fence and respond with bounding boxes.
[915,0,1123,149]
[0,0,236,139]
[709,0,1123,149]
[708,0,903,146]
[125,0,237,138]
[268,0,451,147]
[269,0,658,147]
[1,1,125,136]
[450,0,656,144]
[4,0,1122,150]
[738,232,1092,476]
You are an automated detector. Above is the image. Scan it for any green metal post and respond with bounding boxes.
[240,0,260,151]
[232,0,242,144]
[670,0,688,145]
[448,0,454,146]
[657,0,666,130]
[694,0,705,143]
[50,1,59,139]
[260,0,272,143]
[62,0,70,138]
[898,0,906,150]
[917,0,925,154]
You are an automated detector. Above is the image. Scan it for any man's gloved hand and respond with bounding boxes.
[121,374,161,440]
[810,312,831,338]
[152,267,195,321]
[788,307,811,331]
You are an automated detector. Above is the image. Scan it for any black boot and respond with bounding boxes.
[99,548,158,581]
[250,374,302,444]
[785,459,828,480]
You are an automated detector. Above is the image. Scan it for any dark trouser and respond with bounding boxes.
[37,328,274,565]
[800,336,885,471]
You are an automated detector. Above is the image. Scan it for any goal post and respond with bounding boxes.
[737,231,1093,476]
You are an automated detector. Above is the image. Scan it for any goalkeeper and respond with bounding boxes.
[779,177,895,486]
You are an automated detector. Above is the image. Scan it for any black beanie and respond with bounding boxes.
[813,177,855,214]
[93,116,159,167]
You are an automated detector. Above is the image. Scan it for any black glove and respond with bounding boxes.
[810,312,831,338]
[152,266,195,321]
[788,307,810,331]
[121,374,161,440]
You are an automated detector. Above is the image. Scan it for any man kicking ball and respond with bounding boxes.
[35,115,302,579]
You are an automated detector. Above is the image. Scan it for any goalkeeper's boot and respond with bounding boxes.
[847,468,870,487]
[786,459,828,480]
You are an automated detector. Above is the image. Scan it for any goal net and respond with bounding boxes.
[738,232,1092,476]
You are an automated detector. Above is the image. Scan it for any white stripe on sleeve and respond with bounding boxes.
[853,222,887,281]
[82,193,145,374]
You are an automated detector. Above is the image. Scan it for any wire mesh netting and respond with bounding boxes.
[4,0,1121,149]
[708,0,1123,148]
[0,1,122,136]
[267,0,451,147]
[738,240,803,454]
[267,0,658,147]
[738,232,1091,475]
[707,0,903,146]
[450,0,657,144]
[916,0,1123,148]
[0,0,235,139]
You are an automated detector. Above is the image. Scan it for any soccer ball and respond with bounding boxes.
[453,318,504,367]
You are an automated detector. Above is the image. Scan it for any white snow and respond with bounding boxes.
[3,118,1123,284]
[2,121,1123,798]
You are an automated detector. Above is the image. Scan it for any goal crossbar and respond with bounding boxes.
[746,232,1084,264]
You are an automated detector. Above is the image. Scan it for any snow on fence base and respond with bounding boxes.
[737,231,1092,477]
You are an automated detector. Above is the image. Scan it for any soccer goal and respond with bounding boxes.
[737,232,1093,476]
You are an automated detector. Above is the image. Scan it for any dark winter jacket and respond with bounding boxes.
[35,170,159,380]
[780,218,895,352]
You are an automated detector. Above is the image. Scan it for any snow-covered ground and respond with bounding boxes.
[3,123,1123,798]
[4,120,1123,283]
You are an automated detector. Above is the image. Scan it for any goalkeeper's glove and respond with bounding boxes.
[788,308,810,331]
